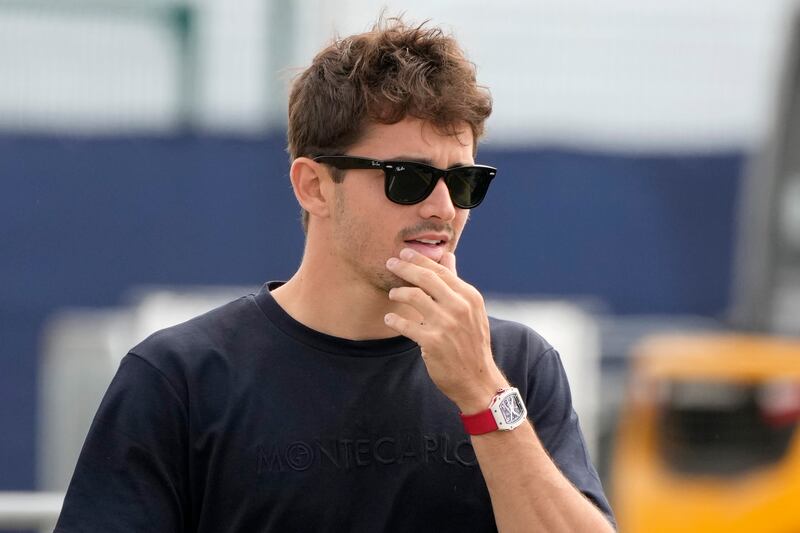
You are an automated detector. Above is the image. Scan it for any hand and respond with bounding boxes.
[384,248,508,413]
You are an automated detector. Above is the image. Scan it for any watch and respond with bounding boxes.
[459,387,528,435]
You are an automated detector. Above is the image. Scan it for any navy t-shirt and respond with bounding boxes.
[55,282,615,532]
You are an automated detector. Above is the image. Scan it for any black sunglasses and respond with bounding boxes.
[313,155,497,209]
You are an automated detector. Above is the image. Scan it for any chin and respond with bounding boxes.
[374,272,409,293]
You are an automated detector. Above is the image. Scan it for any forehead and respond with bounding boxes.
[352,118,475,162]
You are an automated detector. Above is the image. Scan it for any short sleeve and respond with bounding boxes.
[528,348,617,530]
[55,353,190,533]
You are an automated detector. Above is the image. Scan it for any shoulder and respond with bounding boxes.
[134,294,253,353]
[487,315,568,399]
[488,315,555,364]
[127,294,259,389]
[487,319,576,442]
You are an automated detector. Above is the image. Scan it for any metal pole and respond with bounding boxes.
[169,4,199,132]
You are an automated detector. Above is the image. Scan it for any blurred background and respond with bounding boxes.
[3,0,800,531]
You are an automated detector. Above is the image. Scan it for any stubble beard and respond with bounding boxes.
[331,189,458,295]
[332,190,408,295]
[343,243,407,295]
[375,270,409,293]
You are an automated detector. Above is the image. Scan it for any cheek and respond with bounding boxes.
[334,193,393,250]
[454,210,469,233]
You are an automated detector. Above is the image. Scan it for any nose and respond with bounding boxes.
[418,176,457,221]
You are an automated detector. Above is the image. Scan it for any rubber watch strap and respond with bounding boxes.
[460,407,499,435]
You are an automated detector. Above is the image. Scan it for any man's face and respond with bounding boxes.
[325,116,474,293]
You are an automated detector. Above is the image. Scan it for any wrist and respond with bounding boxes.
[454,375,510,414]
[460,387,528,435]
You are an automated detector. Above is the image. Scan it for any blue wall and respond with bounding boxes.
[0,133,743,489]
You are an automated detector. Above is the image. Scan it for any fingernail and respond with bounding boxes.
[400,248,414,260]
[387,257,398,268]
[384,314,392,324]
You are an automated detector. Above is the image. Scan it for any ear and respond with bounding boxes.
[289,157,334,220]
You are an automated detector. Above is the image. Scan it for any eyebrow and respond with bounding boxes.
[390,155,471,169]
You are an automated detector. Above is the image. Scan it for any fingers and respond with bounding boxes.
[383,311,424,342]
[386,249,461,300]
[388,286,437,316]
[399,248,457,282]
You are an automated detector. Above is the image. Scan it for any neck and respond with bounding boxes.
[271,240,421,341]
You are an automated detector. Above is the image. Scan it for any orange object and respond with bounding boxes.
[612,334,800,533]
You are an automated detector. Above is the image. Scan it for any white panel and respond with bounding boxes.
[0,9,179,132]
[289,0,797,149]
[1,0,798,147]
[196,0,270,130]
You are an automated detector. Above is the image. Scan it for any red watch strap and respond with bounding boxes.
[460,409,497,435]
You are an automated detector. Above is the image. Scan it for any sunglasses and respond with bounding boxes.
[313,155,497,209]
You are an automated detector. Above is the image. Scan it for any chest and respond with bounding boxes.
[186,354,496,532]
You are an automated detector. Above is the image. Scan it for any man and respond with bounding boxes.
[56,17,615,532]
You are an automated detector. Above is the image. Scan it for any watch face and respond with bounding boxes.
[498,392,526,424]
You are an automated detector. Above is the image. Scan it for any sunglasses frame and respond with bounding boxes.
[312,155,497,209]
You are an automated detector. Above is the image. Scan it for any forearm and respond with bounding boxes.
[381,250,613,530]
[472,421,614,533]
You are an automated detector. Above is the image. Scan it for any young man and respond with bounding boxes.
[56,18,615,532]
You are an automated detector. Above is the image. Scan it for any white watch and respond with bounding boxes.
[460,387,528,435]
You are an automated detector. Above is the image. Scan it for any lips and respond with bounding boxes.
[403,234,449,262]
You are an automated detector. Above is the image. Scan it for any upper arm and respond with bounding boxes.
[528,348,617,530]
[55,354,190,533]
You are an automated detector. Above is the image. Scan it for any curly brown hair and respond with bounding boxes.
[286,16,493,231]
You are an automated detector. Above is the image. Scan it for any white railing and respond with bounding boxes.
[0,492,64,530]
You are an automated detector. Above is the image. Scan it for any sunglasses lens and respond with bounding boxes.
[385,165,436,204]
[383,162,495,208]
[447,168,493,208]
